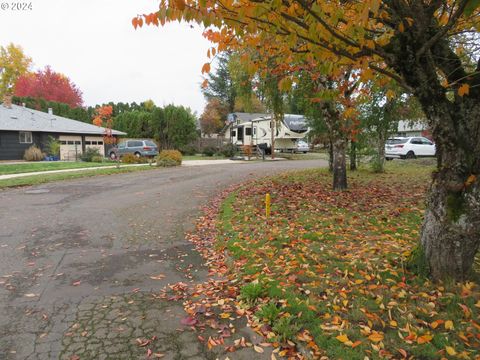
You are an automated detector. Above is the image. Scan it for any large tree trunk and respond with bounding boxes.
[384,26,480,281]
[419,104,480,281]
[421,171,480,281]
[333,138,347,190]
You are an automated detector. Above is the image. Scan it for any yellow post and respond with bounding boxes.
[265,193,271,218]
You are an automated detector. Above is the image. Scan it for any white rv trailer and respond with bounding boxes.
[226,113,309,153]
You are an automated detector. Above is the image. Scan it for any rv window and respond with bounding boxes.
[245,127,252,136]
[231,130,236,137]
[253,127,256,136]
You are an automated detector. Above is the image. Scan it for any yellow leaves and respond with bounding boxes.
[465,175,476,187]
[386,89,396,100]
[416,333,433,344]
[336,334,361,347]
[398,22,405,33]
[368,331,384,343]
[278,77,293,91]
[445,346,457,356]
[201,62,211,74]
[458,83,470,96]
[444,320,454,330]
[336,333,349,343]
[361,68,374,81]
[430,319,443,329]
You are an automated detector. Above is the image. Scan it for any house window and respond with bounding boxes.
[245,127,252,136]
[19,131,32,144]
[85,141,92,145]
[98,141,103,145]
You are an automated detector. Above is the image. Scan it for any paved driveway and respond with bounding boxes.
[0,160,326,360]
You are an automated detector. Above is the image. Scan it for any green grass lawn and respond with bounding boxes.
[214,161,479,359]
[0,165,155,188]
[0,161,115,175]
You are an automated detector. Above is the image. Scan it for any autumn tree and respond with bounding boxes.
[15,66,83,108]
[359,83,424,173]
[200,98,228,136]
[136,1,480,281]
[0,43,32,98]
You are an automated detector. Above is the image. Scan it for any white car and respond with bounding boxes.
[385,137,436,160]
[296,140,309,153]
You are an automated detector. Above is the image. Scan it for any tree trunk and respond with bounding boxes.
[420,155,480,281]
[270,116,275,160]
[333,138,347,190]
[375,134,386,173]
[350,140,357,171]
[328,139,333,172]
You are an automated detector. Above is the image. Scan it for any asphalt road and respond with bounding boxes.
[0,159,326,360]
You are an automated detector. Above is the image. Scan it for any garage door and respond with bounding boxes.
[85,136,105,156]
[59,135,82,161]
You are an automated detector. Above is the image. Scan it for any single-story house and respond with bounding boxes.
[0,100,126,161]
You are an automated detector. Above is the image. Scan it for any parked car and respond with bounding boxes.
[296,140,310,153]
[385,137,436,160]
[109,139,158,159]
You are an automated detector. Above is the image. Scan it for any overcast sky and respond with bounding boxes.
[0,0,212,115]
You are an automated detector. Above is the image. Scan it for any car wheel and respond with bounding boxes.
[134,152,141,158]
[109,152,117,160]
[406,151,416,159]
[386,157,393,161]
[303,151,307,154]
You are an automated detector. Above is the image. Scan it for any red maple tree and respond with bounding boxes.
[14,66,83,108]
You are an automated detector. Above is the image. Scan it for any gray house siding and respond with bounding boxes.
[0,131,58,160]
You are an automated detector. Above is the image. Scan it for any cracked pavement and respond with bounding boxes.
[0,160,325,359]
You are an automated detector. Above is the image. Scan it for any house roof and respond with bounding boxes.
[0,103,126,136]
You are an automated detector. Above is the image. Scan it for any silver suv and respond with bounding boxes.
[109,139,159,159]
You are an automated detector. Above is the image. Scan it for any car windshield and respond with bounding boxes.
[386,138,408,144]
[144,141,156,147]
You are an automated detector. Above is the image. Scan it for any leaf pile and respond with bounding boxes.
[168,165,480,359]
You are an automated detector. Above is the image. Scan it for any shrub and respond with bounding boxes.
[202,146,217,157]
[157,158,180,167]
[156,150,182,166]
[220,143,237,158]
[91,155,103,163]
[121,153,138,164]
[121,153,148,164]
[23,145,45,161]
[179,144,198,156]
[46,136,60,156]
[81,148,101,162]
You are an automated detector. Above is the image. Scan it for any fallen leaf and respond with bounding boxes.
[254,345,264,353]
[368,332,384,343]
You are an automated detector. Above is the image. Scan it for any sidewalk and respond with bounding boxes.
[0,159,244,181]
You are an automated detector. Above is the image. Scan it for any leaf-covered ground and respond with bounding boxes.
[176,162,480,360]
